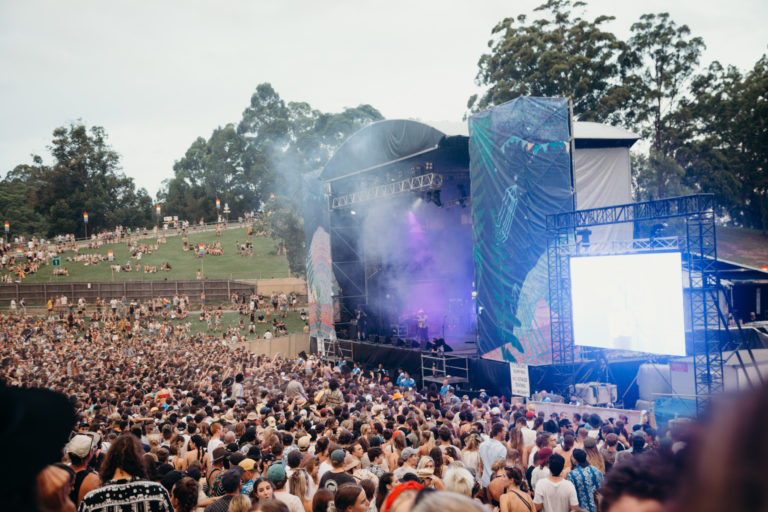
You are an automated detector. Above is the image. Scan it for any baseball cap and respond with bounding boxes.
[65,435,93,458]
[537,447,553,463]
[238,458,256,471]
[401,447,419,459]
[246,412,258,421]
[266,463,286,484]
[298,436,311,451]
[525,411,535,419]
[330,449,347,463]
[491,407,501,416]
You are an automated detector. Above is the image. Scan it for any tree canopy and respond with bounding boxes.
[471,0,767,231]
[1,123,153,238]
[159,83,383,275]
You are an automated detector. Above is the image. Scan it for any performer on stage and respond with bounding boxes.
[355,306,367,340]
[416,309,428,343]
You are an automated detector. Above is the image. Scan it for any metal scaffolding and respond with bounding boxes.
[331,173,443,209]
[546,194,723,413]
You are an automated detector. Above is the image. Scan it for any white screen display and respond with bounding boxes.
[569,252,686,356]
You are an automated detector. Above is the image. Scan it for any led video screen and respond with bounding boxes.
[569,252,686,356]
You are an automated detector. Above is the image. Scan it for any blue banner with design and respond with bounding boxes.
[469,98,573,363]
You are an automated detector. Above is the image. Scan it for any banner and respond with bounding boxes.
[509,362,531,397]
[469,97,573,363]
[302,170,337,340]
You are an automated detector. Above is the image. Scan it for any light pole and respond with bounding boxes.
[4,221,8,244]
[156,204,161,228]
[83,212,88,240]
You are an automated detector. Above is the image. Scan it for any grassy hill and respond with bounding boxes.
[20,226,291,283]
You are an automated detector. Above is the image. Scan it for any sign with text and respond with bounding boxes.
[509,362,530,397]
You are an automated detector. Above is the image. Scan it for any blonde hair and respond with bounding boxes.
[442,467,474,497]
[227,494,251,512]
[289,469,309,500]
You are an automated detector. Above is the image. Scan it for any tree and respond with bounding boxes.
[469,0,628,121]
[678,56,768,230]
[631,151,691,201]
[622,12,705,155]
[160,124,269,222]
[163,83,383,275]
[6,123,152,237]
[265,196,306,276]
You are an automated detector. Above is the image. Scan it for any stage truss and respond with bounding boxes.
[546,194,723,413]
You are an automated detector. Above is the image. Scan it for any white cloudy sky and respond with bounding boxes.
[1,0,765,196]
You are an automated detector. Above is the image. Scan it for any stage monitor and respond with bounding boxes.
[569,252,686,356]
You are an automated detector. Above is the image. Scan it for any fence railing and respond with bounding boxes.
[0,279,257,304]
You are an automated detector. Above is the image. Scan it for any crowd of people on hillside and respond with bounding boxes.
[2,294,767,512]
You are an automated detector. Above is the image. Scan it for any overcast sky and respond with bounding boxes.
[1,0,765,196]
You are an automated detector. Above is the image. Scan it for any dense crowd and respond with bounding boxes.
[2,302,766,512]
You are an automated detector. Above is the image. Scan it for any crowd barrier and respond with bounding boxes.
[238,333,310,358]
[529,401,645,427]
[0,279,256,304]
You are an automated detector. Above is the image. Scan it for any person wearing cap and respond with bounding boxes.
[530,447,553,492]
[319,449,356,493]
[203,468,242,512]
[65,434,101,506]
[267,463,304,512]
[79,434,173,512]
[392,447,419,481]
[238,458,257,495]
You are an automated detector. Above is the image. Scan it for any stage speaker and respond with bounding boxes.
[396,338,406,347]
[368,334,376,343]
[409,339,420,349]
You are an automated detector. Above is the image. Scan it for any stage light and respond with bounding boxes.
[577,228,592,247]
[471,291,478,298]
[350,210,357,215]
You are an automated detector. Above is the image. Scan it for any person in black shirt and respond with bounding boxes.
[318,449,356,494]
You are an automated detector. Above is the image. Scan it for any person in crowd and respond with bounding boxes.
[499,465,534,512]
[78,434,174,512]
[333,484,369,512]
[203,468,242,512]
[479,423,507,487]
[532,454,578,512]
[565,449,602,512]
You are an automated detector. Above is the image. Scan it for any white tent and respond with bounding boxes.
[573,121,640,243]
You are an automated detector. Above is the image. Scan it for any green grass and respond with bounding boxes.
[18,227,291,282]
[167,309,308,337]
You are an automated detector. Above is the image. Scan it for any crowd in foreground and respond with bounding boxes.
[1,305,767,512]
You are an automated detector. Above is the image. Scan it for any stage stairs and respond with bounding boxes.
[421,352,470,390]
[319,338,353,365]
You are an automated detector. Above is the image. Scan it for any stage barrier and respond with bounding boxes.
[530,401,645,428]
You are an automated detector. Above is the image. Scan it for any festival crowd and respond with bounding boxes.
[1,301,766,512]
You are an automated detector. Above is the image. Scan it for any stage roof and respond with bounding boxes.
[573,121,639,149]
[716,226,768,280]
[320,119,445,182]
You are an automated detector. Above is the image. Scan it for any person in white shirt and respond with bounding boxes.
[534,453,579,512]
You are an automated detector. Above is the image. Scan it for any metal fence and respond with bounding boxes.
[0,279,257,304]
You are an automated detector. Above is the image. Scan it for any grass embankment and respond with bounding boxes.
[21,226,291,282]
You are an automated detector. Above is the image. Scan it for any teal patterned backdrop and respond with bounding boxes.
[469,98,573,363]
